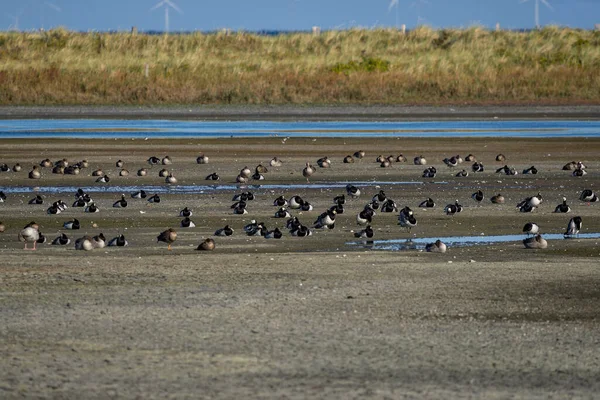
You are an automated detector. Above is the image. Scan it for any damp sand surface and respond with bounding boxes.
[1,135,600,399]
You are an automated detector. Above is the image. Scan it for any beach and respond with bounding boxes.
[1,115,599,398]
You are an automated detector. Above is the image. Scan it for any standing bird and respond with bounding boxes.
[197,238,216,251]
[157,228,177,250]
[398,207,417,232]
[554,197,571,213]
[564,216,583,238]
[425,240,447,253]
[523,222,540,236]
[302,162,315,182]
[471,190,484,203]
[523,234,548,249]
[113,195,128,208]
[19,222,40,250]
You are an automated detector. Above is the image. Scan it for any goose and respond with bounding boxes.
[116,160,124,168]
[572,168,587,177]
[302,162,315,181]
[63,219,80,230]
[180,217,196,228]
[579,189,599,203]
[256,164,268,174]
[137,168,148,176]
[252,170,265,181]
[29,195,44,205]
[65,166,81,175]
[273,195,288,207]
[289,195,305,209]
[425,240,447,253]
[113,195,128,208]
[422,167,436,178]
[52,165,64,174]
[517,193,542,212]
[491,194,505,204]
[239,166,252,178]
[471,162,484,173]
[29,166,42,179]
[55,159,69,168]
[0,222,4,233]
[380,160,391,168]
[398,207,417,232]
[92,233,106,249]
[465,154,476,162]
[396,154,407,163]
[562,161,578,171]
[96,175,110,183]
[496,165,518,175]
[232,192,254,202]
[74,236,94,251]
[333,194,346,205]
[523,222,540,236]
[231,200,247,210]
[246,222,267,236]
[274,208,291,218]
[0,163,9,172]
[215,225,234,236]
[455,170,469,177]
[51,233,71,246]
[157,228,177,250]
[343,155,355,163]
[12,163,22,172]
[564,216,582,238]
[346,184,361,199]
[55,200,68,211]
[419,198,435,208]
[372,190,387,203]
[314,209,337,229]
[19,222,40,250]
[523,234,548,249]
[158,169,170,178]
[414,156,427,165]
[0,191,6,202]
[179,207,192,217]
[108,234,128,247]
[269,157,283,167]
[119,169,129,177]
[381,199,398,213]
[236,174,248,184]
[91,169,104,177]
[265,228,283,239]
[444,200,463,215]
[40,159,53,168]
[197,238,216,251]
[354,225,374,239]
[330,203,344,215]
[131,190,147,199]
[165,173,177,184]
[205,172,220,181]
[496,154,506,162]
[356,207,374,226]
[78,160,89,169]
[522,166,538,175]
[148,194,161,203]
[443,156,460,168]
[554,197,571,213]
[233,204,248,215]
[148,156,161,165]
[197,154,209,164]
[162,156,172,165]
[85,203,100,213]
[317,157,331,168]
[369,199,380,211]
[47,204,61,214]
[353,150,366,159]
[471,190,484,203]
[300,200,314,211]
[286,217,301,231]
[291,224,312,237]
[38,231,47,244]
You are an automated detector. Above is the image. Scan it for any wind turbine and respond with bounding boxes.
[7,10,23,31]
[150,0,182,33]
[388,0,399,29]
[520,0,553,29]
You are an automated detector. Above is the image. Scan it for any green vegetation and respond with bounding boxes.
[0,26,599,105]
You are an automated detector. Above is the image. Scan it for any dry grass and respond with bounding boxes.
[0,26,599,105]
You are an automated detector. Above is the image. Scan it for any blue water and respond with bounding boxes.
[0,119,599,139]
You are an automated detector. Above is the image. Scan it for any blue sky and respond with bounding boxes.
[2,0,598,32]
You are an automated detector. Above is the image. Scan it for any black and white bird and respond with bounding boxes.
[51,233,71,246]
[264,228,283,239]
[108,234,128,247]
[356,205,375,226]
[273,195,288,207]
[398,206,417,232]
[523,222,540,236]
[85,203,100,213]
[471,190,484,203]
[274,207,292,218]
[314,209,337,229]
[517,193,543,213]
[113,195,128,208]
[425,240,447,253]
[523,234,548,249]
[381,199,398,213]
[131,190,147,199]
[180,217,196,228]
[419,198,435,208]
[471,162,484,173]
[148,194,161,203]
[422,167,437,178]
[215,225,234,236]
[579,190,598,203]
[522,166,538,175]
[554,197,571,213]
[372,190,387,203]
[29,195,44,205]
[444,200,463,215]
[179,207,192,217]
[564,216,583,238]
[63,219,80,230]
[205,172,220,181]
[354,225,374,239]
[495,165,518,175]
[346,184,361,199]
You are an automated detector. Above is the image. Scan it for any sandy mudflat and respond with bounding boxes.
[1,130,600,398]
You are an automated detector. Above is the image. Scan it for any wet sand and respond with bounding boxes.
[1,135,600,398]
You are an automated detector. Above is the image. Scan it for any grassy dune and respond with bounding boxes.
[0,26,599,105]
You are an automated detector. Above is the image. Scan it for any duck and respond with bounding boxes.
[148,194,161,203]
[564,216,583,238]
[137,168,148,176]
[273,195,288,207]
[314,209,337,229]
[269,157,283,167]
[343,155,355,163]
[425,240,447,253]
[96,175,110,183]
[455,169,469,177]
[239,166,252,179]
[554,197,571,213]
[496,154,506,162]
[63,219,80,230]
[523,222,540,236]
[422,167,437,178]
[29,195,44,205]
[180,217,196,228]
[398,206,417,232]
[523,234,548,249]
[29,166,42,179]
[317,157,331,168]
[131,190,147,199]
[419,198,435,208]
[148,156,161,165]
[197,238,216,251]
[196,154,209,164]
[215,225,234,236]
[113,195,128,208]
[579,189,599,203]
[491,194,505,204]
[522,166,538,175]
[346,184,361,199]
[85,203,100,213]
[265,228,283,239]
[205,172,220,181]
[162,156,172,165]
[165,173,177,184]
[353,150,366,160]
[74,236,95,251]
[108,234,128,247]
[274,208,291,218]
[354,225,374,239]
[471,162,484,173]
[157,228,177,250]
[51,233,71,246]
[414,156,427,165]
[444,200,463,215]
[471,190,484,203]
[302,162,315,182]
[179,207,192,217]
[92,233,106,249]
[116,160,124,168]
[19,222,40,250]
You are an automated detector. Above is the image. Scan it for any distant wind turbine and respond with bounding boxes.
[388,0,399,29]
[520,0,553,29]
[43,1,62,12]
[7,10,23,31]
[150,0,182,33]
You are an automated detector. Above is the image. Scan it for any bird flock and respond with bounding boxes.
[1,150,595,253]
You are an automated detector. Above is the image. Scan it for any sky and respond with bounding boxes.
[1,0,599,32]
